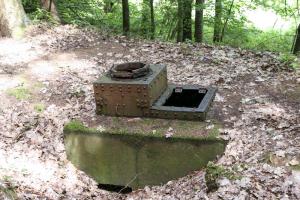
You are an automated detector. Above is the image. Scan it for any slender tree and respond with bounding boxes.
[150,0,155,39]
[182,0,193,41]
[292,24,300,54]
[122,0,130,36]
[220,0,234,41]
[0,0,28,38]
[177,0,183,42]
[213,0,222,42]
[195,0,204,43]
[141,0,155,39]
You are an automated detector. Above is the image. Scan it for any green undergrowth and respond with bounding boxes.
[29,8,59,24]
[64,120,93,132]
[34,103,45,113]
[21,0,294,53]
[279,53,300,69]
[7,86,31,100]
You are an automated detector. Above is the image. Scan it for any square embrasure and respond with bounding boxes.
[152,85,216,113]
[163,88,207,108]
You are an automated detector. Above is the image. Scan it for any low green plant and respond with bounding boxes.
[64,120,86,131]
[0,176,17,200]
[7,86,31,100]
[64,120,94,132]
[34,103,45,113]
[279,53,299,69]
[29,8,59,24]
[205,162,238,192]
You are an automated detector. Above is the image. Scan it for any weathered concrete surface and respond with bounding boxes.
[64,125,225,189]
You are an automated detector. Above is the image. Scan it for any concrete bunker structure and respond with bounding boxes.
[93,62,216,120]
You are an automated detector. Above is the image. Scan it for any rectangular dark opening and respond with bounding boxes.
[163,89,206,108]
[98,184,132,194]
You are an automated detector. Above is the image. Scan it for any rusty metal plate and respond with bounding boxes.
[109,62,150,79]
[93,64,167,117]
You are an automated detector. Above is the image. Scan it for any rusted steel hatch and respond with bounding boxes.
[93,62,216,120]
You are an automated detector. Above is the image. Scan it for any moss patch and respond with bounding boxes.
[64,120,90,132]
[64,119,225,143]
[207,123,221,139]
[87,117,223,140]
[205,162,240,192]
[290,165,300,171]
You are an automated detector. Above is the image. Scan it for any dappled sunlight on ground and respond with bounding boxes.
[254,102,288,117]
[0,147,97,199]
[27,52,99,81]
[0,38,46,67]
[0,149,56,183]
[0,75,23,91]
[29,60,56,78]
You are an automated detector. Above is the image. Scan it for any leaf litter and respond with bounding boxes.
[0,24,299,199]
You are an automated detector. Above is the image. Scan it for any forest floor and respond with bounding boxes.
[0,24,299,199]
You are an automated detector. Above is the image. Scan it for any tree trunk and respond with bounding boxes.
[150,0,155,39]
[220,0,234,42]
[292,24,300,55]
[141,0,154,38]
[195,0,204,43]
[40,0,60,22]
[122,0,130,36]
[213,0,222,43]
[0,0,28,38]
[177,0,183,42]
[182,0,192,41]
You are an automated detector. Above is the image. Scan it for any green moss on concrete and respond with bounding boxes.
[64,129,226,189]
[64,120,89,132]
[64,120,225,143]
[207,123,222,139]
[63,117,226,189]
[102,117,223,140]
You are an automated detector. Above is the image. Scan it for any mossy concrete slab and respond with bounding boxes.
[79,117,223,140]
[64,119,225,189]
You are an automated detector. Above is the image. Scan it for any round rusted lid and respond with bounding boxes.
[109,62,150,79]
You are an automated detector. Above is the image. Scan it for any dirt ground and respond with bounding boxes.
[0,24,299,199]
